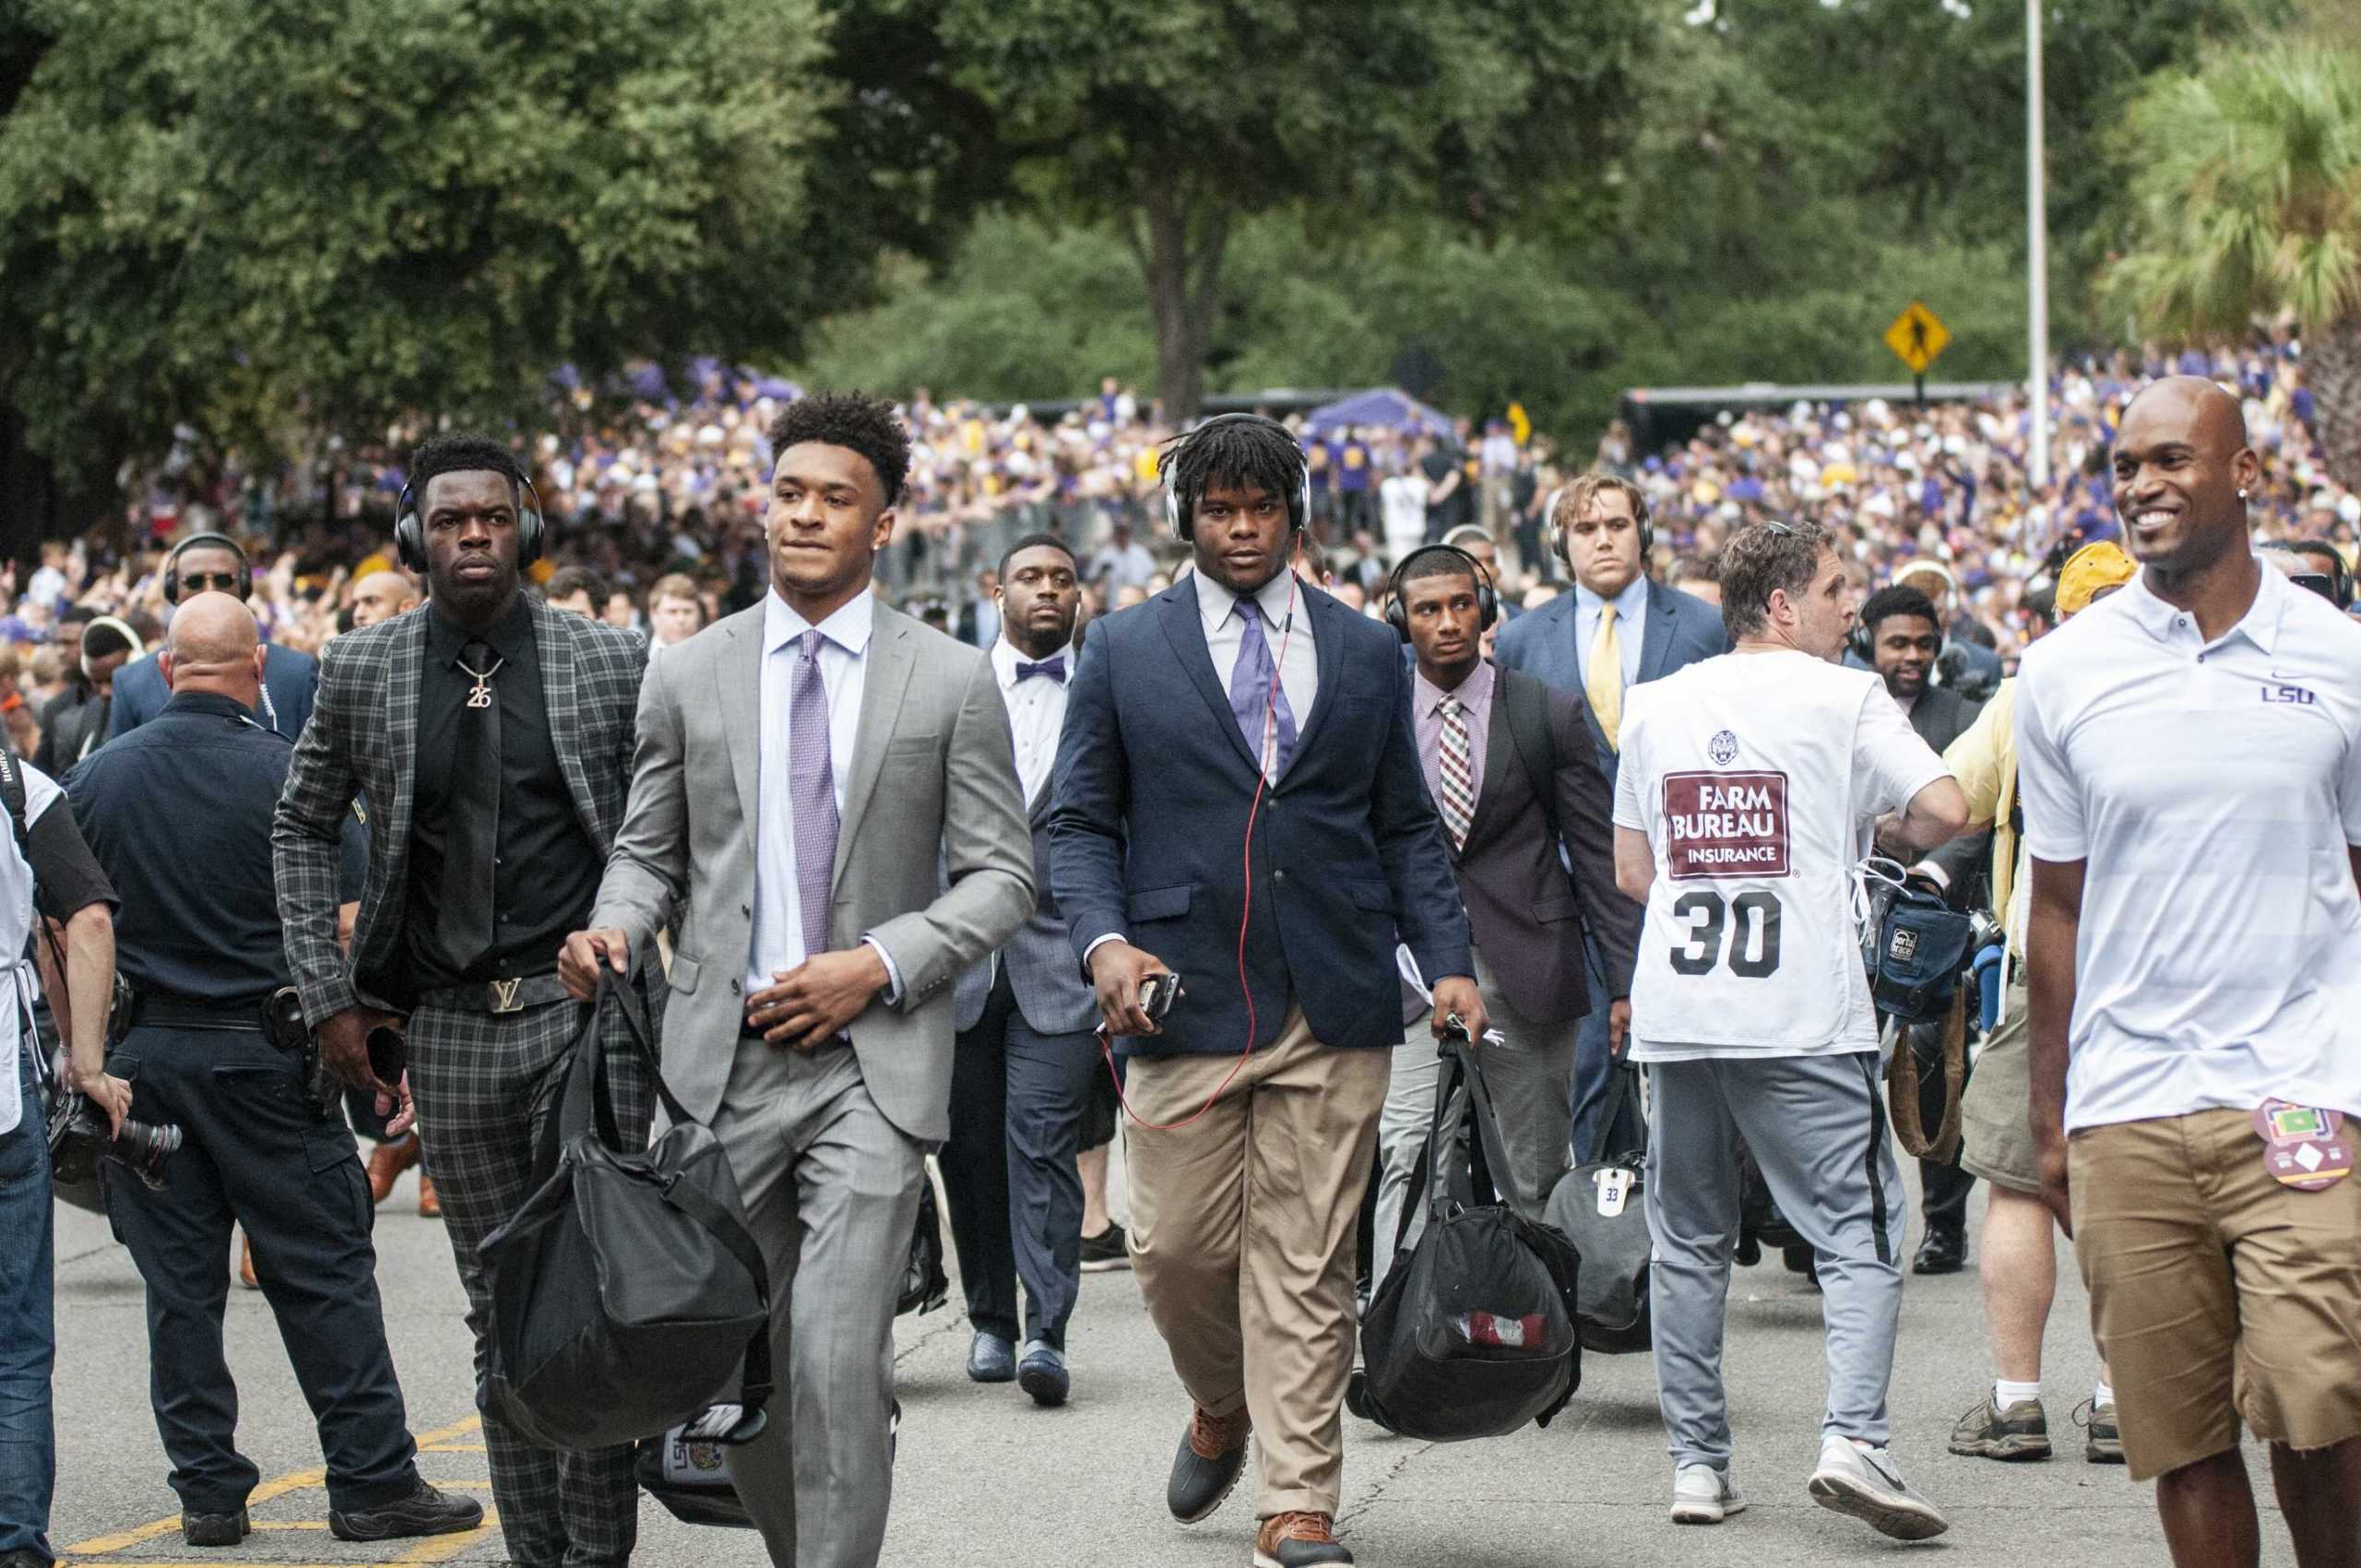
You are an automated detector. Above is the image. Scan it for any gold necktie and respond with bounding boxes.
[1588,603,1624,752]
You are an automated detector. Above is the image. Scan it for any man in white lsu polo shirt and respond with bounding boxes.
[2021,375,2361,1568]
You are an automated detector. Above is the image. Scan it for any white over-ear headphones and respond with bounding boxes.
[80,616,145,683]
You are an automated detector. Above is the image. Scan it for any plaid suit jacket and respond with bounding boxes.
[272,596,647,1025]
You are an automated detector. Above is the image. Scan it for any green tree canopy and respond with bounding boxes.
[0,0,963,482]
[933,0,1653,416]
[2105,39,2361,482]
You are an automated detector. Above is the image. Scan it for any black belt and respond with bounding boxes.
[416,972,575,1016]
[739,1025,850,1050]
[129,995,268,1033]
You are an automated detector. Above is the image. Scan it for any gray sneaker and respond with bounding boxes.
[2074,1397,2125,1465]
[1670,1463,1746,1525]
[1807,1434,1950,1540]
[1948,1395,2052,1460]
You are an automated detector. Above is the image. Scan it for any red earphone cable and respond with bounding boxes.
[1100,572,1299,1133]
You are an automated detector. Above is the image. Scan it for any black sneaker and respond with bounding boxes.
[1168,1405,1252,1523]
[2074,1398,2125,1465]
[1079,1223,1132,1273]
[0,1548,52,1568]
[181,1505,250,1547]
[1913,1227,1968,1276]
[328,1480,484,1542]
[1948,1395,2051,1460]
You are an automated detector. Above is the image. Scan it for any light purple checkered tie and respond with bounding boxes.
[789,630,839,955]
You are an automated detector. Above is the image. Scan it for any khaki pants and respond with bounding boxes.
[1124,1007,1392,1518]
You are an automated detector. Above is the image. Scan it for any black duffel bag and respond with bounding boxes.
[1359,1028,1582,1442]
[1544,1064,1651,1355]
[478,973,771,1452]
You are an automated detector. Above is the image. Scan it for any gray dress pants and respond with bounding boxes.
[714,1037,926,1568]
[1643,1050,1907,1473]
[1370,948,1579,1296]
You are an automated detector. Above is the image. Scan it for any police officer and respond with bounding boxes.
[64,594,480,1550]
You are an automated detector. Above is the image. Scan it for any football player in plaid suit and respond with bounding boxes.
[273,434,658,1568]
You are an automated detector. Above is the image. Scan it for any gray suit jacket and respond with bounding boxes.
[590,597,1035,1141]
[951,776,1098,1039]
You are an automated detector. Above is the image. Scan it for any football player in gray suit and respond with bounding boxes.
[564,393,1033,1568]
[941,533,1103,1408]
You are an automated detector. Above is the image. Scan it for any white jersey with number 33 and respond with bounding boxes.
[1611,649,1952,1061]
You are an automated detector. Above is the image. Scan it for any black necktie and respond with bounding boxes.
[439,639,502,974]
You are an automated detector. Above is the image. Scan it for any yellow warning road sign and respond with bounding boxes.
[1883,302,1951,375]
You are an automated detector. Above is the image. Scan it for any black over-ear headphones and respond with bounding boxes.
[396,468,547,574]
[1383,543,1500,643]
[1162,413,1312,542]
[1539,486,1653,574]
[161,533,251,605]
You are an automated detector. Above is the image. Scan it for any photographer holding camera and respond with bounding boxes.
[0,707,120,1568]
[64,593,478,1552]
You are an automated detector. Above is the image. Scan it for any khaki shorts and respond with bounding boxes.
[1959,980,2035,1194]
[2070,1109,2361,1480]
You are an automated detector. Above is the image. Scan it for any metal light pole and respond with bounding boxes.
[2027,0,2052,493]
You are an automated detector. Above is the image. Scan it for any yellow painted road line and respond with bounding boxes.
[392,1507,501,1564]
[61,1414,484,1557]
[418,1442,488,1453]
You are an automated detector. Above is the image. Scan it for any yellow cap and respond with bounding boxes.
[2057,540,2138,617]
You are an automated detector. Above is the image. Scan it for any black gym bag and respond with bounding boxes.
[1358,1030,1583,1442]
[478,974,772,1452]
[1543,1064,1652,1355]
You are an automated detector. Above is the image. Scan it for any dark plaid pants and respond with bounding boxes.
[409,995,653,1568]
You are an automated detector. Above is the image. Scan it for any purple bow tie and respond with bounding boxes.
[1015,657,1066,684]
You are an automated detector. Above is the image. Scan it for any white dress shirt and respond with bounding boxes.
[991,633,1074,806]
[1573,574,1649,690]
[1195,569,1320,777]
[745,588,902,1000]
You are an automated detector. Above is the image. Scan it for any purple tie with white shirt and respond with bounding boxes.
[1228,600,1298,778]
[789,629,838,954]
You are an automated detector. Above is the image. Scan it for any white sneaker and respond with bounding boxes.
[1807,1434,1950,1540]
[1670,1463,1746,1525]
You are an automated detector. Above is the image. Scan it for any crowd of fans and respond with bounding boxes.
[2,335,2349,749]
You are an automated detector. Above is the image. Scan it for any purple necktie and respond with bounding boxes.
[789,630,839,956]
[1228,600,1297,778]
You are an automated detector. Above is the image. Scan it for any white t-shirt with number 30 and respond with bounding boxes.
[1612,649,1952,1061]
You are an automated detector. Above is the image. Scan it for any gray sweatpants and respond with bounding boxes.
[1643,1050,1906,1473]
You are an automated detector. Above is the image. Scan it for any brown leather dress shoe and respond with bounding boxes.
[416,1171,441,1219]
[366,1134,421,1206]
[1254,1511,1352,1567]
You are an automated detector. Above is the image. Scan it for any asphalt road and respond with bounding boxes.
[49,1153,2295,1567]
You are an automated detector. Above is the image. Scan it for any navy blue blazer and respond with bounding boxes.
[1493,577,1729,781]
[1049,574,1472,1057]
[108,641,319,743]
